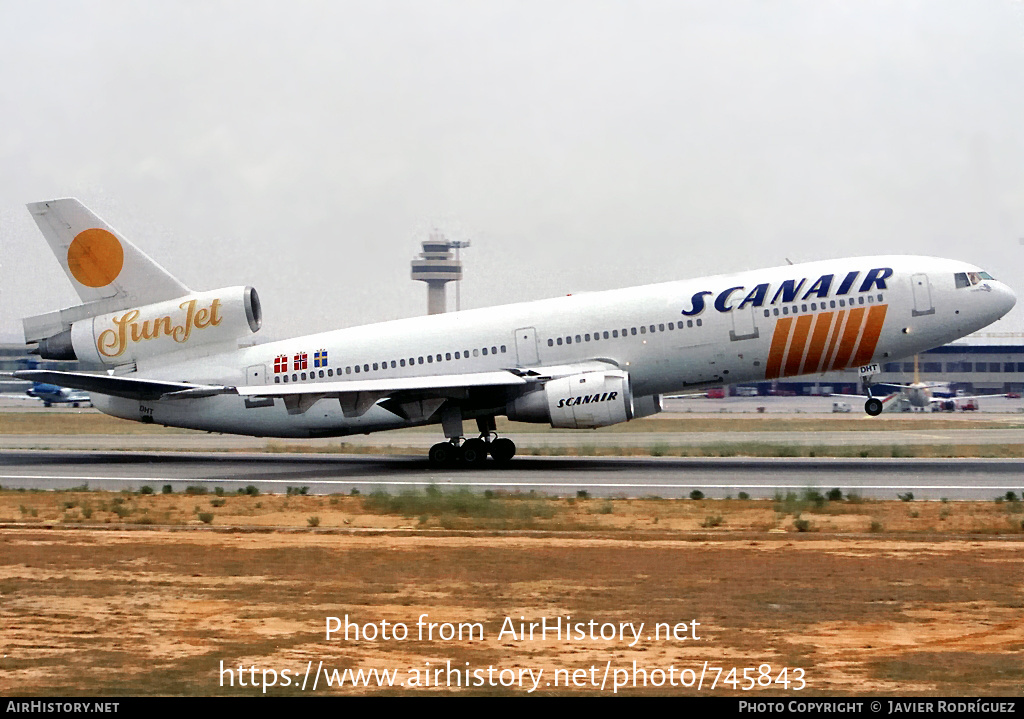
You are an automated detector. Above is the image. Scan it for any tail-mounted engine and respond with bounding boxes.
[506,370,661,429]
[35,286,261,366]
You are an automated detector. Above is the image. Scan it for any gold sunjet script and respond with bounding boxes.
[97,299,223,358]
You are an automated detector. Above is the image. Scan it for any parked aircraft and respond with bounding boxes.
[7,199,1016,465]
[25,382,92,407]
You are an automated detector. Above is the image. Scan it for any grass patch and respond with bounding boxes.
[361,485,558,524]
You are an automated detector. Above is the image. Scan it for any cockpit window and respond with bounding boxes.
[955,271,995,288]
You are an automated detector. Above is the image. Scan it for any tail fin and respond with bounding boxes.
[23,199,191,344]
[27,198,189,305]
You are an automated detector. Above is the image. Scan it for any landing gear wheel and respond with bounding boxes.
[460,438,489,465]
[489,437,516,464]
[429,442,458,466]
[864,397,884,417]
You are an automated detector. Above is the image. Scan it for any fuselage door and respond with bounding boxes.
[514,327,540,366]
[246,364,267,385]
[730,305,759,341]
[911,273,935,316]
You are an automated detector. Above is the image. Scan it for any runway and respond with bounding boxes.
[1,450,1021,499]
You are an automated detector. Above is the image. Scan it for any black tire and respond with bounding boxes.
[460,438,489,465]
[489,437,516,464]
[429,442,457,466]
[864,398,884,416]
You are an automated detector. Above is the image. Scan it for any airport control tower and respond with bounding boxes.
[410,232,469,315]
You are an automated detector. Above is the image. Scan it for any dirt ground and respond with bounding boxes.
[1,491,1022,696]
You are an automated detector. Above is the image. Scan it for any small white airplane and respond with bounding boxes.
[8,199,1016,465]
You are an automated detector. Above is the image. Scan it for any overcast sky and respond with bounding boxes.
[2,1,1023,343]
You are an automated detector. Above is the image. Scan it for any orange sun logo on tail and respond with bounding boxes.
[67,228,124,288]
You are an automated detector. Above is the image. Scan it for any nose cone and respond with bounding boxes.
[995,282,1017,317]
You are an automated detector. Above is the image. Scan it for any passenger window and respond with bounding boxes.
[547,339,553,347]
[667,323,674,330]
[575,335,581,343]
[455,351,461,358]
[696,319,702,326]
[492,346,497,354]
[659,324,664,332]
[346,367,351,374]
[400,359,406,367]
[418,357,424,364]
[631,328,637,336]
[301,372,306,380]
[363,364,369,372]
[354,366,360,373]
[391,361,397,368]
[275,376,281,384]
[328,369,333,377]
[482,348,488,356]
[557,338,563,345]
[566,337,572,345]
[319,370,324,378]
[603,331,610,339]
[501,345,506,353]
[649,325,655,333]
[612,330,619,338]
[446,353,451,361]
[839,300,845,307]
[687,320,693,327]
[436,354,441,362]
[764,310,770,317]
[373,363,378,370]
[640,326,646,334]
[427,355,433,363]
[585,333,591,341]
[283,375,289,383]
[473,349,479,357]
[830,301,836,308]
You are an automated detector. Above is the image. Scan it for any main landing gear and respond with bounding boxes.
[428,435,517,467]
[428,414,516,467]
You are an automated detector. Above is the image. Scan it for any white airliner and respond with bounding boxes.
[9,199,1016,465]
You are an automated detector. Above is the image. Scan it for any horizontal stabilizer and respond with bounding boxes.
[10,370,232,402]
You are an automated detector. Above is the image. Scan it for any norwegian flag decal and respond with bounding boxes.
[294,352,308,371]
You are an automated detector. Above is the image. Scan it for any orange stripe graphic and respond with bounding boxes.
[830,306,866,370]
[802,311,835,374]
[783,314,813,378]
[851,304,888,367]
[822,309,847,371]
[764,317,793,379]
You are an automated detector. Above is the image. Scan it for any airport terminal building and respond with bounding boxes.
[746,332,1024,396]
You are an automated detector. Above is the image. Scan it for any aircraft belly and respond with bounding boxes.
[91,394,414,438]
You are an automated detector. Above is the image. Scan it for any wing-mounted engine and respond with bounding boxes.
[34,286,261,366]
[506,370,661,429]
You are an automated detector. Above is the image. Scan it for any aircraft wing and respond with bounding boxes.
[7,370,232,402]
[8,360,618,414]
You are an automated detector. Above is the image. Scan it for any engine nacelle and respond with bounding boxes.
[59,286,261,366]
[507,371,660,429]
